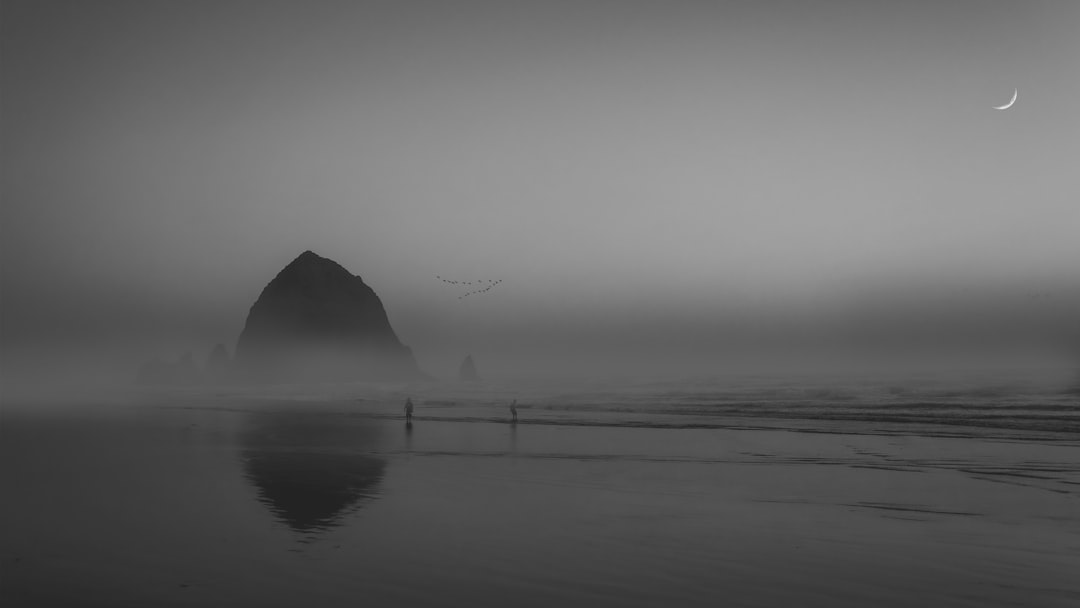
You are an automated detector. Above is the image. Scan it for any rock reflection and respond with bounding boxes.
[240,411,386,535]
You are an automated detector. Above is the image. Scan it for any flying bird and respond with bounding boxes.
[437,274,506,300]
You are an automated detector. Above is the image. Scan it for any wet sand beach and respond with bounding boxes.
[3,380,1079,607]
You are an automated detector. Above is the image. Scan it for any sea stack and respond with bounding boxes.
[204,343,231,379]
[458,354,480,382]
[136,352,200,385]
[234,251,421,382]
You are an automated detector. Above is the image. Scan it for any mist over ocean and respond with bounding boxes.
[4,368,1079,607]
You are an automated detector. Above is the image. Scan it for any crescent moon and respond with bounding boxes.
[993,88,1018,110]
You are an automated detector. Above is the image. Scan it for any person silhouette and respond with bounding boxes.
[404,398,414,423]
[509,399,518,423]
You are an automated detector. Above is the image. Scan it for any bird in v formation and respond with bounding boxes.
[436,275,504,299]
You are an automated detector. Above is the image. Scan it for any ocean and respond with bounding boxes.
[3,369,1078,607]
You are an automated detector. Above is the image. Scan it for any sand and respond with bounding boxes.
[2,383,1078,607]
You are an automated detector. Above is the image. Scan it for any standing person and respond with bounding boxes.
[509,399,518,423]
[405,397,414,423]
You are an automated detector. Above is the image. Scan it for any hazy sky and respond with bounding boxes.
[3,0,1078,379]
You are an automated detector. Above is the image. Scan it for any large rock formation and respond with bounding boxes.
[234,251,421,382]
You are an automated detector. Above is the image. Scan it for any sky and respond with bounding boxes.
[3,0,1079,380]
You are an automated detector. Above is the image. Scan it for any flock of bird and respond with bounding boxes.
[436,276,504,300]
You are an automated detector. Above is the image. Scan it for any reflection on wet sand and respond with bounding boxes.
[240,411,386,536]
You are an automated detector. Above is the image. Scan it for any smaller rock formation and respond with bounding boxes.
[458,354,480,382]
[136,351,200,385]
[204,343,231,379]
[175,352,199,381]
[136,358,168,385]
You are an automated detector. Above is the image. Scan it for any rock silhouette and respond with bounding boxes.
[240,410,386,535]
[235,250,421,382]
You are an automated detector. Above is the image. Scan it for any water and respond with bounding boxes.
[3,371,1079,607]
